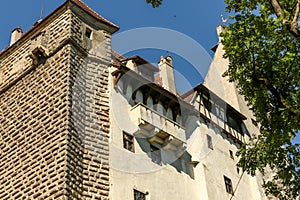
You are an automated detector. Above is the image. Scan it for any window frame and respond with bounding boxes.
[206,134,213,150]
[224,176,234,195]
[123,131,135,153]
[85,27,92,39]
[229,150,234,160]
[134,189,146,200]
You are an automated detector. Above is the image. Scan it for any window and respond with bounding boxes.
[123,132,134,152]
[206,134,213,150]
[85,28,92,39]
[176,114,182,125]
[224,176,233,194]
[229,150,234,160]
[150,145,161,165]
[146,96,153,108]
[166,107,173,120]
[227,115,242,133]
[134,189,146,200]
[202,95,212,111]
[31,48,46,66]
[135,90,143,103]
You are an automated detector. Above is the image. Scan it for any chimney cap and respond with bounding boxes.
[11,26,23,33]
[166,55,172,61]
[158,55,173,65]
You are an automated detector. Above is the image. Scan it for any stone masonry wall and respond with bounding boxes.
[67,11,112,199]
[0,5,113,199]
[0,43,71,199]
[0,9,73,199]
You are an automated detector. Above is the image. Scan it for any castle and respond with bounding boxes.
[0,0,268,199]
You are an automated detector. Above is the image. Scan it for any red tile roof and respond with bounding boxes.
[122,55,159,72]
[71,0,119,30]
[154,73,162,86]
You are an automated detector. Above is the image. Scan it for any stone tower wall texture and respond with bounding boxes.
[0,4,112,200]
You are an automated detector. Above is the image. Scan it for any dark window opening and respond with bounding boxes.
[227,115,242,133]
[224,176,234,194]
[229,150,234,160]
[85,28,92,39]
[202,95,212,111]
[134,189,146,200]
[207,134,213,150]
[237,167,240,174]
[32,49,46,66]
[150,145,161,165]
[123,132,134,152]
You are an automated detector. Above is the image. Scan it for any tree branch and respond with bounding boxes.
[291,0,300,36]
[269,0,286,22]
[258,77,297,115]
[269,0,300,37]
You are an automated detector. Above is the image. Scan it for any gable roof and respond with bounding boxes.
[181,83,247,120]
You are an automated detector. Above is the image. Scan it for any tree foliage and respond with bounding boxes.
[222,0,300,199]
[146,0,162,8]
[146,0,300,198]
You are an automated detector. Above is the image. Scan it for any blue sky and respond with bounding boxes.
[0,0,227,92]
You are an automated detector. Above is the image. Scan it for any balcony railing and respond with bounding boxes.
[130,103,186,154]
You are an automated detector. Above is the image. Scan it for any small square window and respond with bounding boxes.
[134,189,146,200]
[123,132,134,152]
[224,176,233,194]
[150,145,161,165]
[229,150,234,160]
[207,134,213,150]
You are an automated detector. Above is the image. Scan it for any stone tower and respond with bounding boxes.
[0,0,118,199]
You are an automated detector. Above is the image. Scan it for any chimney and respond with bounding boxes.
[158,56,176,94]
[10,26,23,45]
[216,25,225,42]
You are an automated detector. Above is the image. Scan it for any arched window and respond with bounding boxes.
[176,114,182,124]
[126,84,132,101]
[117,79,123,93]
[166,107,173,120]
[156,101,164,115]
[147,96,153,108]
[135,90,143,103]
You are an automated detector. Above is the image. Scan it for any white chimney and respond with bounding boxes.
[216,25,225,42]
[158,55,176,94]
[10,26,23,45]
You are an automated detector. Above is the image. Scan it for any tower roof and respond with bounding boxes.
[0,0,119,58]
[70,0,119,30]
